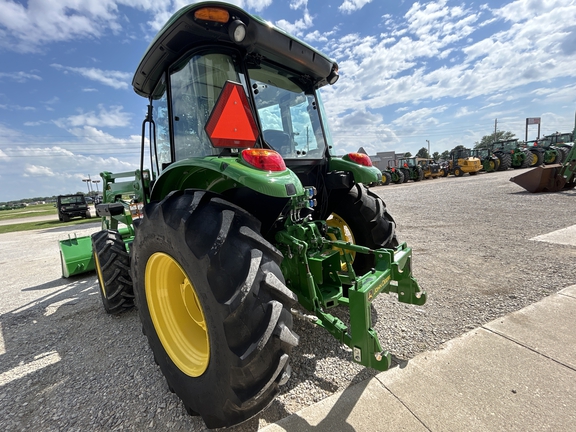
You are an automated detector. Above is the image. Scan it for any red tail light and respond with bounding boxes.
[241,149,286,171]
[345,152,373,166]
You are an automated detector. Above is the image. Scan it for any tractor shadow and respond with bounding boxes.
[0,274,149,431]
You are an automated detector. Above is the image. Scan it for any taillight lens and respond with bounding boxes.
[241,149,286,172]
[194,8,230,23]
[345,152,373,166]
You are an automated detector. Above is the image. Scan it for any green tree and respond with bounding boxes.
[415,147,429,158]
[440,150,450,160]
[432,151,440,160]
[451,145,466,153]
[474,131,516,149]
[403,151,412,157]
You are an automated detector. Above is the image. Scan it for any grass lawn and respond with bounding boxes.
[0,203,57,221]
[0,204,100,234]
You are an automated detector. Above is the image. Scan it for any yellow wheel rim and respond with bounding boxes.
[94,252,106,297]
[326,213,356,270]
[145,252,209,377]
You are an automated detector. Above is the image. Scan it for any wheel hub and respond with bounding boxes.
[145,252,209,377]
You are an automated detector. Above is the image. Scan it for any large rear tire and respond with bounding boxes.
[529,150,544,167]
[91,230,134,314]
[400,168,410,182]
[328,183,397,275]
[394,170,405,184]
[132,190,298,429]
[414,166,424,181]
[521,150,532,168]
[382,171,391,186]
[496,152,511,171]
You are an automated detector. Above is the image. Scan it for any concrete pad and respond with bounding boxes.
[559,284,576,298]
[377,328,576,431]
[530,224,576,246]
[261,376,428,432]
[485,286,576,370]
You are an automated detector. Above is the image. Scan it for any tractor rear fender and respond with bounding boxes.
[329,158,381,185]
[150,156,304,201]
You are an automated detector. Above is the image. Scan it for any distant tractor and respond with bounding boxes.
[57,194,91,222]
[533,132,574,164]
[448,148,482,176]
[491,139,531,170]
[397,157,424,181]
[511,114,576,192]
[471,148,501,172]
[417,158,445,179]
[384,160,406,184]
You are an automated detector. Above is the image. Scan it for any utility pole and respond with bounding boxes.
[82,175,92,195]
[92,179,100,196]
[494,118,498,137]
[426,140,430,157]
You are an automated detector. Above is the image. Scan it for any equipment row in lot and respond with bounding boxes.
[373,137,574,186]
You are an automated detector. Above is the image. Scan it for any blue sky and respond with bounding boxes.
[1,0,575,201]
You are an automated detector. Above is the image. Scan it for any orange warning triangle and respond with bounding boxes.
[205,81,259,148]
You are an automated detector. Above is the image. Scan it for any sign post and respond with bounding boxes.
[526,117,541,141]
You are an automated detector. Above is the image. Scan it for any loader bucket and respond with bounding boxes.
[59,234,95,277]
[509,164,566,193]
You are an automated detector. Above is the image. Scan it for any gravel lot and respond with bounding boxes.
[1,169,575,431]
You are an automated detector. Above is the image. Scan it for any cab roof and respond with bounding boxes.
[132,1,338,98]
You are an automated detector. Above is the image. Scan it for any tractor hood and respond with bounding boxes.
[133,1,339,98]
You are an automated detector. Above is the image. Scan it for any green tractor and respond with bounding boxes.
[511,115,576,192]
[471,148,500,172]
[383,159,406,184]
[58,3,425,429]
[397,157,424,181]
[491,139,531,170]
[533,132,574,164]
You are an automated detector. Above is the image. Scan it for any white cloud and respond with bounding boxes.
[0,0,277,52]
[325,0,576,120]
[339,0,372,14]
[0,0,122,52]
[276,10,314,37]
[54,105,132,130]
[51,64,131,89]
[0,104,36,111]
[24,164,56,177]
[0,71,42,83]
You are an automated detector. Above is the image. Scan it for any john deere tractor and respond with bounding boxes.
[471,148,500,172]
[511,113,576,192]
[397,157,424,181]
[491,139,531,170]
[383,159,406,184]
[58,3,425,429]
[531,132,574,165]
